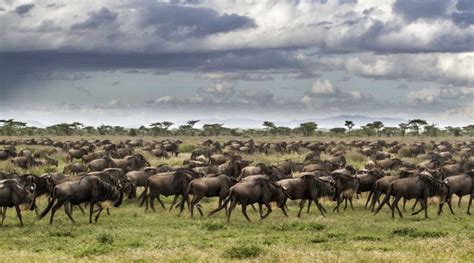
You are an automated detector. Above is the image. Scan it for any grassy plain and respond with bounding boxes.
[0,136,473,262]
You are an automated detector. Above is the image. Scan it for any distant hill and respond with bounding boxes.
[196,115,406,129]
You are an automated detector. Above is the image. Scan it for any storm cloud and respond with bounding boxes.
[0,0,473,127]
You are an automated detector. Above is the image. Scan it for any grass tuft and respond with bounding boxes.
[200,220,226,231]
[392,227,446,238]
[224,244,264,259]
[97,232,115,245]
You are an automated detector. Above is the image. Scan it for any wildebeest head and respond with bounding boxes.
[419,171,449,202]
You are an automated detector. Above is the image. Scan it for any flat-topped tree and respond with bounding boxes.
[344,120,355,132]
[298,122,318,137]
[408,119,428,136]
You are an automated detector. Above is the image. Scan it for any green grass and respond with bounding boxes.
[0,196,472,262]
[1,137,473,262]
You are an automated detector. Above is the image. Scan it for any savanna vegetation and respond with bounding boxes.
[0,134,472,262]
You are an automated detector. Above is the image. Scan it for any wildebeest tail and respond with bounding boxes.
[38,187,57,219]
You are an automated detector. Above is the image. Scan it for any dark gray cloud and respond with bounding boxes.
[452,0,474,27]
[71,7,118,30]
[137,4,256,39]
[393,0,450,21]
[15,3,35,16]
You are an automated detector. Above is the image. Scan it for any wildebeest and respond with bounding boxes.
[141,169,202,212]
[0,179,36,226]
[63,163,88,175]
[112,154,150,172]
[331,167,359,212]
[0,146,17,160]
[67,148,88,162]
[209,177,288,222]
[440,171,473,215]
[355,169,386,209]
[178,174,238,217]
[87,157,115,172]
[38,176,124,224]
[11,156,35,169]
[375,171,449,218]
[276,174,335,217]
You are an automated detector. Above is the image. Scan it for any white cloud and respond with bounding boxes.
[310,79,338,95]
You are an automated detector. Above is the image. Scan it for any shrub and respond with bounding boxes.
[224,244,264,259]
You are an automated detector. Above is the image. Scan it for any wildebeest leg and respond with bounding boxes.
[343,198,348,211]
[169,195,179,212]
[402,198,407,212]
[446,196,455,215]
[76,204,85,214]
[15,205,23,227]
[297,199,305,218]
[365,191,373,209]
[138,191,146,206]
[423,198,429,219]
[227,199,237,223]
[333,198,342,212]
[467,194,472,215]
[258,204,264,219]
[94,207,104,223]
[106,208,110,216]
[241,204,251,222]
[349,197,355,210]
[411,201,424,216]
[315,199,326,217]
[1,207,7,225]
[50,199,65,225]
[150,196,157,212]
[370,191,380,211]
[191,194,203,218]
[458,195,462,207]
[306,199,311,213]
[156,195,166,210]
[64,202,76,224]
[261,202,272,219]
[280,203,289,217]
[250,204,257,211]
[411,199,418,212]
[89,202,95,223]
[394,197,403,218]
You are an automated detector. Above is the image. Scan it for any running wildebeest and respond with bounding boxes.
[38,176,124,224]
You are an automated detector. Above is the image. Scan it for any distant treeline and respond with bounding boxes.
[0,119,473,137]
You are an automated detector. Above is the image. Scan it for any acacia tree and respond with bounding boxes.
[445,126,462,137]
[344,120,355,133]
[161,121,174,135]
[262,121,276,135]
[187,120,199,128]
[408,119,428,136]
[203,123,224,136]
[462,125,474,136]
[330,127,346,135]
[423,123,440,137]
[150,122,163,136]
[298,122,318,137]
[399,123,409,137]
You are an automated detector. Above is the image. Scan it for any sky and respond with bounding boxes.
[0,0,473,128]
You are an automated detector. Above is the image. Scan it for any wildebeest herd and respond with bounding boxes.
[0,138,473,226]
